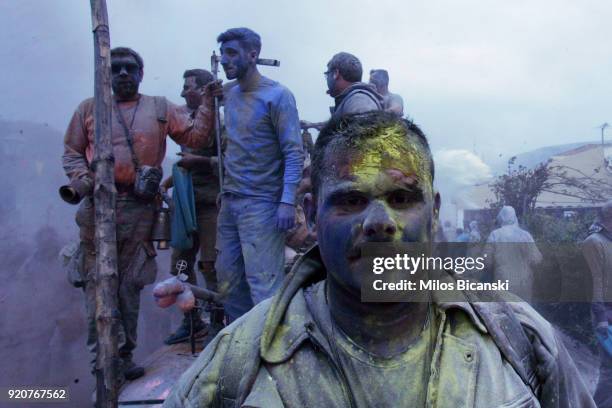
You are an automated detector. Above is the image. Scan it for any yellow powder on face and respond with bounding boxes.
[350,124,432,189]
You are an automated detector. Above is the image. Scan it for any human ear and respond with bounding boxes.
[303,192,317,232]
[249,50,258,64]
[432,192,441,233]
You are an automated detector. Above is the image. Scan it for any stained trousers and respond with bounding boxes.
[170,202,218,290]
[76,195,157,370]
[215,194,285,320]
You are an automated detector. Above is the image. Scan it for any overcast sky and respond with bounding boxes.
[1,0,611,181]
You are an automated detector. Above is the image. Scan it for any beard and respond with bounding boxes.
[112,78,139,100]
[223,59,249,80]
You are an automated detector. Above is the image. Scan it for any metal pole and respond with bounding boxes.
[90,1,120,407]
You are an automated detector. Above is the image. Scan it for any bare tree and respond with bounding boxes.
[545,162,612,204]
[489,157,551,219]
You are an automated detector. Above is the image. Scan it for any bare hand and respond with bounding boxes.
[177,152,206,171]
[160,176,172,193]
[202,79,224,103]
[277,203,296,231]
[299,120,313,130]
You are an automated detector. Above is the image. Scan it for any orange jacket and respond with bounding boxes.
[62,94,214,189]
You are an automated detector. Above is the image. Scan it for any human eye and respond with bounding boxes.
[330,192,369,213]
[386,189,423,209]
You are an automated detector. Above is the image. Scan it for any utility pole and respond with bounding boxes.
[599,123,609,146]
[90,1,120,407]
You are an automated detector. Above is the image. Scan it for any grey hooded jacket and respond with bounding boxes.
[330,82,384,120]
[484,206,543,300]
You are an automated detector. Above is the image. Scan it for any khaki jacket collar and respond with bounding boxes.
[260,246,487,364]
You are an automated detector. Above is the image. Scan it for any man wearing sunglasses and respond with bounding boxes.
[62,47,215,383]
[325,52,383,121]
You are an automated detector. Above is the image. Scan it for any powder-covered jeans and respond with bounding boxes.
[215,194,285,320]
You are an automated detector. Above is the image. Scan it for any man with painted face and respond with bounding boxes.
[161,69,224,345]
[162,111,593,407]
[369,68,404,116]
[210,28,303,321]
[62,47,215,381]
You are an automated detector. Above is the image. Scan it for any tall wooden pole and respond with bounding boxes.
[90,1,120,407]
[210,52,224,192]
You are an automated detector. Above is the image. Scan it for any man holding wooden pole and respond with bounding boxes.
[61,5,216,401]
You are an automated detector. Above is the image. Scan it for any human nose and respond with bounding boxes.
[362,202,397,241]
[119,66,129,76]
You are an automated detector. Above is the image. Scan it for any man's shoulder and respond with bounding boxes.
[389,92,403,102]
[508,301,554,333]
[75,97,95,114]
[175,104,192,116]
[341,91,382,114]
[584,231,610,245]
[259,76,295,99]
[214,297,273,344]
[480,300,558,353]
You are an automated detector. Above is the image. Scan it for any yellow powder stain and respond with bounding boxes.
[350,124,432,189]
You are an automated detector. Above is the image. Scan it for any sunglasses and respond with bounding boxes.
[111,62,140,75]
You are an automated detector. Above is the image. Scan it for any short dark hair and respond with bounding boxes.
[183,69,214,87]
[311,111,434,195]
[370,69,389,86]
[111,47,144,69]
[217,27,262,54]
[327,52,362,83]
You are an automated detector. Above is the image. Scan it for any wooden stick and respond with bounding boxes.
[90,1,120,406]
[210,51,224,193]
[185,283,222,303]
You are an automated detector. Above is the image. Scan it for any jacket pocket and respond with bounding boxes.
[124,241,157,289]
[60,241,85,288]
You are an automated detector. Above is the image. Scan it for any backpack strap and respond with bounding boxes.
[152,96,168,123]
[468,298,540,397]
